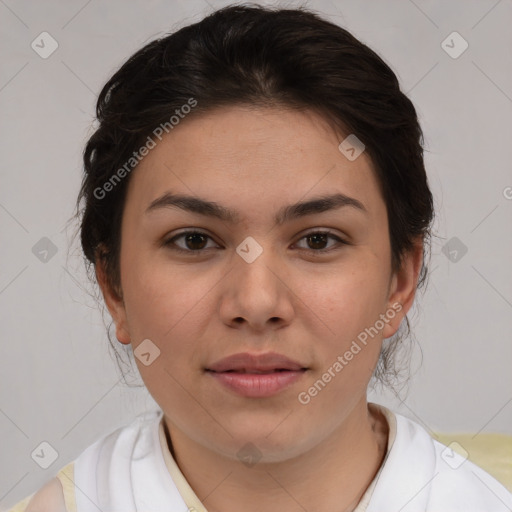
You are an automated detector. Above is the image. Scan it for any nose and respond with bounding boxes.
[218,247,295,332]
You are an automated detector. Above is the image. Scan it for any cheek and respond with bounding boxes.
[121,254,210,406]
[308,264,390,336]
[120,255,233,397]
[120,246,209,344]
[300,271,385,395]
[301,263,390,396]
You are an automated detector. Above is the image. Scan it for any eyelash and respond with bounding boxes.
[163,230,348,255]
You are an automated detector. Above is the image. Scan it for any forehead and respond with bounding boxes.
[123,106,384,221]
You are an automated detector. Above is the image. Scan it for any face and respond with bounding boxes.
[98,106,421,463]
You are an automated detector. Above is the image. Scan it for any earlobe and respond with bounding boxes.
[382,241,424,339]
[95,256,131,345]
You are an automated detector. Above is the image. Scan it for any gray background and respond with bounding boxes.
[1,0,511,508]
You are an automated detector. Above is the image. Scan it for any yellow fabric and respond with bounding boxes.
[7,424,510,512]
[6,463,76,512]
[158,418,208,512]
[156,404,399,512]
[55,462,78,512]
[353,404,398,511]
[6,493,34,512]
[435,433,512,492]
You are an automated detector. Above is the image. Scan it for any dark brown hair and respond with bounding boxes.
[75,3,434,389]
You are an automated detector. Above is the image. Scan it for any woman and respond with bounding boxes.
[10,4,512,512]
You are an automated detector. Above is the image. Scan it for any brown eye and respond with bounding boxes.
[164,231,218,253]
[294,231,347,253]
[183,233,208,250]
[306,232,329,250]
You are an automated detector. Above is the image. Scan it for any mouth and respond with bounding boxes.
[205,352,308,397]
[206,369,307,397]
[205,351,307,373]
[208,368,305,374]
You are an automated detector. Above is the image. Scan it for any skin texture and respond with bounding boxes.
[97,106,423,512]
[24,477,66,512]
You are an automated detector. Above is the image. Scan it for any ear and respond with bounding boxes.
[382,239,424,339]
[95,253,131,345]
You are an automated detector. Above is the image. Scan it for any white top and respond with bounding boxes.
[63,404,511,512]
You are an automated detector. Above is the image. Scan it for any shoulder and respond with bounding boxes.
[77,409,163,463]
[8,460,77,512]
[393,409,512,510]
[6,411,163,512]
[12,477,67,512]
[428,436,512,510]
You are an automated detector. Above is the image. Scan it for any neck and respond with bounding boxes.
[164,400,389,512]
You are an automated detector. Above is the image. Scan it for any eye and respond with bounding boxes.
[163,231,219,254]
[163,229,347,255]
[293,230,347,253]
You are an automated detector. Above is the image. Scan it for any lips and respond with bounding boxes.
[205,352,308,398]
[221,369,291,374]
[205,352,306,373]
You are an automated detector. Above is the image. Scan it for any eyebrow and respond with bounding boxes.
[145,191,367,225]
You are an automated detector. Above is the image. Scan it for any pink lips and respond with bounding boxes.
[205,352,307,398]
